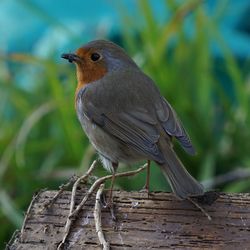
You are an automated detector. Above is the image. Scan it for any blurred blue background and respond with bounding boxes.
[1,0,250,57]
[1,0,250,247]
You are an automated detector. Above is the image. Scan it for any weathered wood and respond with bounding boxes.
[7,190,250,249]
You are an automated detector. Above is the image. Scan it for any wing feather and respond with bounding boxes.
[80,99,164,163]
[156,97,195,155]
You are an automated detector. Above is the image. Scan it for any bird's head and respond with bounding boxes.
[61,40,137,89]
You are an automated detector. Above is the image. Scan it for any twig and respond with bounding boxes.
[187,197,212,221]
[20,189,45,242]
[70,163,148,219]
[94,184,110,250]
[42,175,78,211]
[57,160,98,249]
[69,160,98,219]
[5,230,20,249]
[58,162,147,249]
[202,168,250,189]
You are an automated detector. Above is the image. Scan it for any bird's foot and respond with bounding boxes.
[139,185,150,198]
[100,192,117,221]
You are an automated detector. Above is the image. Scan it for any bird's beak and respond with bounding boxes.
[61,53,81,63]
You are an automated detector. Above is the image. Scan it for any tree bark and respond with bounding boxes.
[7,189,250,249]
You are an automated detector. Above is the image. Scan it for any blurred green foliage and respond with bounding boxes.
[1,0,250,247]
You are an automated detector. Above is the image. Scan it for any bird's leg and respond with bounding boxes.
[145,160,151,193]
[145,160,151,195]
[140,160,151,196]
[108,172,115,204]
[107,162,118,207]
[102,162,118,221]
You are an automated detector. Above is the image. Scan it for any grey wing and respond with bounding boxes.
[81,100,165,164]
[155,97,195,155]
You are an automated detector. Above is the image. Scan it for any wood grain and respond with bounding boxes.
[7,190,250,249]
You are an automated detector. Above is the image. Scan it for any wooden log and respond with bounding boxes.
[7,190,250,249]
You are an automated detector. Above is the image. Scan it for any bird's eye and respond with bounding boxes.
[90,53,101,61]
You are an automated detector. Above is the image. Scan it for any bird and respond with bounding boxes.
[61,40,204,199]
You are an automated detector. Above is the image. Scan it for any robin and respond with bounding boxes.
[61,40,204,199]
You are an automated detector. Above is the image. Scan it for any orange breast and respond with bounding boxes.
[74,47,107,105]
[75,63,107,94]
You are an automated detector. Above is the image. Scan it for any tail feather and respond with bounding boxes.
[159,146,204,199]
